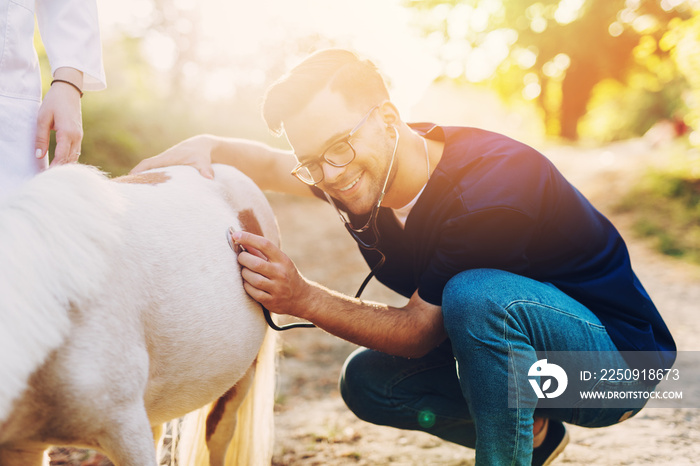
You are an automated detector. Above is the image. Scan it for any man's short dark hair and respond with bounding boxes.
[262,49,390,136]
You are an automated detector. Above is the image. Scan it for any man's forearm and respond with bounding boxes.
[295,282,447,358]
[231,227,446,358]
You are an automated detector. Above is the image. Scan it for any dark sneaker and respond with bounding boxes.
[532,420,569,466]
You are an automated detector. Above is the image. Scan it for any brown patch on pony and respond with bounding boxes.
[206,386,238,442]
[113,172,170,185]
[237,209,263,237]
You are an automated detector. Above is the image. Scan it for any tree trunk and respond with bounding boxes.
[560,63,599,140]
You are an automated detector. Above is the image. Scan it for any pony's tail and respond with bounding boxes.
[175,328,277,465]
[225,328,277,465]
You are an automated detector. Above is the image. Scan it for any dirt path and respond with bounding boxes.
[268,139,700,466]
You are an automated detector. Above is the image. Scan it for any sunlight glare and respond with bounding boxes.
[522,72,541,101]
[523,82,541,100]
[446,61,465,80]
[465,48,495,82]
[453,28,517,83]
[609,21,624,37]
[194,0,439,108]
[515,47,537,70]
[202,69,237,101]
[173,0,196,10]
[690,131,700,147]
[660,0,687,11]
[470,7,491,33]
[531,17,548,33]
[99,0,155,40]
[554,0,585,25]
[553,53,571,69]
[447,4,472,39]
[481,0,505,16]
[142,32,178,72]
[99,0,440,108]
[632,14,659,34]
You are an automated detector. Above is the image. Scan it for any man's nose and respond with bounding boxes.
[322,161,347,184]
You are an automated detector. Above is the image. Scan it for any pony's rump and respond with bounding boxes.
[0,165,123,420]
[0,163,278,465]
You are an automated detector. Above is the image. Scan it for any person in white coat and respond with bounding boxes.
[0,0,106,200]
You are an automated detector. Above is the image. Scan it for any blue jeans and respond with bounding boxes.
[340,269,653,465]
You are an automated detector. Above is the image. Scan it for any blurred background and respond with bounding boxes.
[36,0,699,262]
[35,2,700,464]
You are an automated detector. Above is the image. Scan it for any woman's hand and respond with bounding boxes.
[35,70,84,166]
[130,134,217,178]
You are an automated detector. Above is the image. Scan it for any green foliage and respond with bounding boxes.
[404,0,695,140]
[579,75,687,143]
[616,150,700,263]
[80,92,193,176]
[660,12,700,148]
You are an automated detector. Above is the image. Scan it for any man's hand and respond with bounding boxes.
[35,71,84,166]
[229,231,447,358]
[229,230,311,318]
[130,135,216,179]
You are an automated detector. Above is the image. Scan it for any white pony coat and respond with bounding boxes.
[0,163,278,465]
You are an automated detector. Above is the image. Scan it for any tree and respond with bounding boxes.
[406,0,694,139]
[661,7,700,146]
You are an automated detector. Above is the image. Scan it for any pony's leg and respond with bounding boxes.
[0,445,45,465]
[97,406,158,466]
[206,366,254,466]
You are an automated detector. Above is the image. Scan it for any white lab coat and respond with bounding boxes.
[0,0,105,200]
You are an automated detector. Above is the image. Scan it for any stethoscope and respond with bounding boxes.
[321,125,401,299]
[232,126,401,331]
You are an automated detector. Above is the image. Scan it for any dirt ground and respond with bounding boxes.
[48,138,700,465]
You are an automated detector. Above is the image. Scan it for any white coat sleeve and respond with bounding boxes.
[35,0,106,91]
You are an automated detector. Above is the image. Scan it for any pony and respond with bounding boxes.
[0,163,279,465]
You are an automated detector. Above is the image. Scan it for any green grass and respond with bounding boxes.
[615,152,700,264]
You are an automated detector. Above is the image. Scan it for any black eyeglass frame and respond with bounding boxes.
[290,105,380,185]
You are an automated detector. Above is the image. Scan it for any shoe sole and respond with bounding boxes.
[542,427,570,466]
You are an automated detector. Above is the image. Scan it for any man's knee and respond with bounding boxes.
[338,347,364,404]
[443,268,517,305]
[442,269,514,335]
[339,348,381,422]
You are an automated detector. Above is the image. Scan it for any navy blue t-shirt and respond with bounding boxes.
[314,124,675,368]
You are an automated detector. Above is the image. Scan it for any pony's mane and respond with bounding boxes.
[0,165,124,419]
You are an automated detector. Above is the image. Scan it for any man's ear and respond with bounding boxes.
[378,100,401,127]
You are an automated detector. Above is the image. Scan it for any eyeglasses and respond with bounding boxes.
[291,105,379,185]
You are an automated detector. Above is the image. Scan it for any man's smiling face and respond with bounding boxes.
[284,87,398,216]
